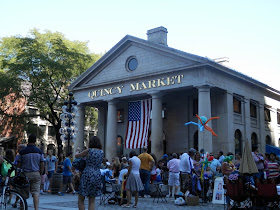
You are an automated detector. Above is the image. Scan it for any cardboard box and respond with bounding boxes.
[185,195,199,206]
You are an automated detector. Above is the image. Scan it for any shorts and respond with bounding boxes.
[168,172,180,186]
[47,170,55,179]
[63,175,73,184]
[180,172,191,193]
[21,171,41,198]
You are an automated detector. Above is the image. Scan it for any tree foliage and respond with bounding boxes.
[0,29,101,151]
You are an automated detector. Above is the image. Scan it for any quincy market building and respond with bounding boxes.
[69,27,280,161]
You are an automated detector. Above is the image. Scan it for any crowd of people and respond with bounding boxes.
[1,134,280,210]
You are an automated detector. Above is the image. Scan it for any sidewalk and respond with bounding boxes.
[26,193,224,210]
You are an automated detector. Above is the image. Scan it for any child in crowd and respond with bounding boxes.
[155,164,162,183]
[119,164,129,185]
[121,157,128,169]
[100,164,114,183]
[204,166,214,180]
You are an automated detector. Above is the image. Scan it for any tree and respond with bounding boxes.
[0,29,101,153]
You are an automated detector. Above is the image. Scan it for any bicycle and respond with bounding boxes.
[0,157,28,210]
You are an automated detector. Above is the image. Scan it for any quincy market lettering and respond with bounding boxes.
[88,75,184,100]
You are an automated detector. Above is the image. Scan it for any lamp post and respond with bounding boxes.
[59,92,78,154]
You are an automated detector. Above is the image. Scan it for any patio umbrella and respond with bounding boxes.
[239,140,258,174]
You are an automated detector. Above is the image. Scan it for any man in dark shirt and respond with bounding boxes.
[17,134,44,210]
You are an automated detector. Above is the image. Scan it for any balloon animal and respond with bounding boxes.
[184,114,220,136]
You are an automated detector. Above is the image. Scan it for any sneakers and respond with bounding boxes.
[58,192,64,196]
[72,191,77,195]
[40,190,46,195]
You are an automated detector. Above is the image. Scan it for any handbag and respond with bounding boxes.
[1,160,9,177]
[72,157,86,171]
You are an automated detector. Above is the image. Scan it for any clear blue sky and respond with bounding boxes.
[1,0,279,90]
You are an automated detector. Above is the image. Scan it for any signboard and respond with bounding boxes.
[212,177,225,204]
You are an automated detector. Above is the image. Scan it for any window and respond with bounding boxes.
[264,107,271,122]
[266,135,271,145]
[39,125,46,136]
[250,102,257,118]
[277,110,280,125]
[48,126,56,137]
[234,129,242,155]
[27,123,38,135]
[251,132,258,146]
[193,99,198,116]
[126,57,138,71]
[29,108,37,115]
[233,97,241,114]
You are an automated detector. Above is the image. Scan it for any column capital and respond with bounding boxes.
[107,99,118,106]
[196,85,212,92]
[148,91,163,99]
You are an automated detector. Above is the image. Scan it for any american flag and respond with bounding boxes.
[125,99,151,149]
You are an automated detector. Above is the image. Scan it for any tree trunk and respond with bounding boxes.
[55,122,63,155]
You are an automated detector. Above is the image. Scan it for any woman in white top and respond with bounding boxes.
[122,151,143,208]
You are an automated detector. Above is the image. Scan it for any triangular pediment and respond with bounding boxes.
[70,36,206,90]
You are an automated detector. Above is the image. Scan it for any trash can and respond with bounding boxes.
[50,173,63,194]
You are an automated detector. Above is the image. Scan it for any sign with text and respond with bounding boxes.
[88,74,184,100]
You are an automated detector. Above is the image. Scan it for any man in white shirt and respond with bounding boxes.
[179,148,196,194]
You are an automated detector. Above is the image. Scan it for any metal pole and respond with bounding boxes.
[67,94,72,154]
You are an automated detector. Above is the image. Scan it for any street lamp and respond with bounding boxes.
[59,92,78,154]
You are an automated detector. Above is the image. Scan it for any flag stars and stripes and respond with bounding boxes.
[125,99,151,149]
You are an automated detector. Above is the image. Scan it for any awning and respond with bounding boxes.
[0,136,15,144]
[266,144,280,156]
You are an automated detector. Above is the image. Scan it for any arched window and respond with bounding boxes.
[265,135,271,145]
[251,132,258,146]
[194,131,198,151]
[235,129,242,155]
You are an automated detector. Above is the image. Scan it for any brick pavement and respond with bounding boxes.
[25,193,224,210]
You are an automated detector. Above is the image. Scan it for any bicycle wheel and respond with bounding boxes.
[1,189,28,210]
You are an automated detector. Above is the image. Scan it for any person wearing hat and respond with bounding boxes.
[179,148,196,194]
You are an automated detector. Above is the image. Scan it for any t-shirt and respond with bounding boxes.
[252,152,264,170]
[179,153,193,173]
[63,157,72,176]
[138,153,154,171]
[100,169,113,181]
[18,145,44,172]
[210,159,221,173]
[119,168,128,183]
[167,158,181,173]
[218,155,225,164]
[46,155,57,171]
[156,168,161,177]
[268,161,279,179]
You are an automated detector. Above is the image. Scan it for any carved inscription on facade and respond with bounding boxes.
[88,75,184,100]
